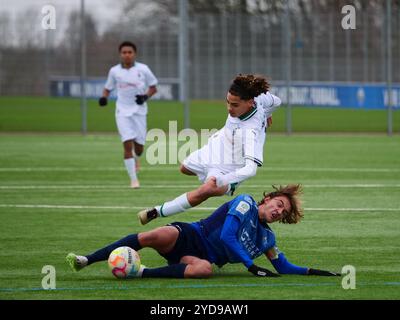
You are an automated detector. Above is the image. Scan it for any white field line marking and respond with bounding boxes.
[0,281,399,292]
[0,204,398,212]
[0,167,400,173]
[1,184,400,190]
[1,281,400,292]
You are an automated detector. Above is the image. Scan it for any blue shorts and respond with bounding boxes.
[160,222,209,265]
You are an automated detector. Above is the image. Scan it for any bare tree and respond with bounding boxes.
[14,7,44,48]
[0,12,12,48]
[62,10,99,75]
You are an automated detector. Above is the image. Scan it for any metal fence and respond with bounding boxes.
[0,1,399,99]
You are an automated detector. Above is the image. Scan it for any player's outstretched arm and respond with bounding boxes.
[220,214,280,277]
[265,247,341,276]
[216,159,258,187]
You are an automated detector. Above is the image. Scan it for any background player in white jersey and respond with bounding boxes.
[138,74,281,224]
[98,41,158,188]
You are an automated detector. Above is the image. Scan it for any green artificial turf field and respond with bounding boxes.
[0,96,399,133]
[0,134,399,300]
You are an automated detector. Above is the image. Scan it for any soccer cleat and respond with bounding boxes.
[66,253,88,272]
[130,180,140,189]
[137,208,159,225]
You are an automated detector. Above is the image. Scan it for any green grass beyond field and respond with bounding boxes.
[0,96,399,133]
[0,134,399,300]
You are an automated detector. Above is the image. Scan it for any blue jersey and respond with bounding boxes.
[191,194,276,267]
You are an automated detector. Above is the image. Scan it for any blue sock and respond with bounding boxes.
[86,234,142,265]
[142,263,187,278]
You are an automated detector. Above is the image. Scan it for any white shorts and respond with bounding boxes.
[182,147,242,196]
[116,114,147,145]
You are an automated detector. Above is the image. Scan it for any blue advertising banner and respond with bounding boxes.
[271,82,400,110]
[50,78,399,109]
[49,77,179,101]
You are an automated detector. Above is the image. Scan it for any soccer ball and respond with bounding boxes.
[108,246,141,279]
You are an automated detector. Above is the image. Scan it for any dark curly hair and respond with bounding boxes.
[229,74,270,100]
[119,41,137,52]
[257,184,304,224]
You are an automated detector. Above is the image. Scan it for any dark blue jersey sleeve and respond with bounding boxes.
[220,214,254,268]
[227,195,253,223]
[267,246,308,275]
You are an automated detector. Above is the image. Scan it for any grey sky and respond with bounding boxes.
[0,0,121,33]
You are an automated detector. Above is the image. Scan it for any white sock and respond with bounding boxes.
[155,193,192,217]
[124,158,137,181]
[136,264,146,278]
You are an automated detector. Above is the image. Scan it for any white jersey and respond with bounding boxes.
[104,62,158,116]
[204,92,281,169]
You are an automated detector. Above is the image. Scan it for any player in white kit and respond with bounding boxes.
[99,41,158,188]
[138,74,282,224]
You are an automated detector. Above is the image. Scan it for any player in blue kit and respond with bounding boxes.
[67,185,340,278]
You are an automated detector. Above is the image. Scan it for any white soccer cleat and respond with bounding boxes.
[130,180,140,189]
[135,264,146,278]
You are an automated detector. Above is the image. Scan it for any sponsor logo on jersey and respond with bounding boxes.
[236,201,250,214]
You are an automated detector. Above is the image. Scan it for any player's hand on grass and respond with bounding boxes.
[308,268,341,276]
[248,264,280,277]
[98,97,108,107]
[135,94,148,105]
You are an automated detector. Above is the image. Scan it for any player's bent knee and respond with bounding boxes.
[140,227,179,252]
[134,146,144,157]
[138,231,159,246]
[139,227,174,246]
